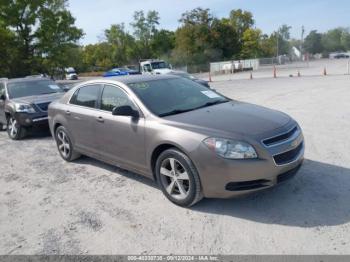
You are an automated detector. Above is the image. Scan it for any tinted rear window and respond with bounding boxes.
[71,85,101,108]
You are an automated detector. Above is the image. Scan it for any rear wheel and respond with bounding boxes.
[7,116,26,140]
[156,148,203,207]
[55,126,81,162]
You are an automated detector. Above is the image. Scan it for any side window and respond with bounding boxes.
[70,85,101,108]
[143,64,152,72]
[100,85,135,112]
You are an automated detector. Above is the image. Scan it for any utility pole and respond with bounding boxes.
[276,26,281,65]
[276,29,279,58]
[300,25,305,59]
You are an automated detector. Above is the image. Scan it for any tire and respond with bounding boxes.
[155,148,203,207]
[55,125,81,162]
[7,115,26,140]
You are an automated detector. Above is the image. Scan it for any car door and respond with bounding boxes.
[66,84,103,156]
[0,82,6,125]
[95,84,147,173]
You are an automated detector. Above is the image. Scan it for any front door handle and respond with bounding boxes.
[96,116,104,123]
[65,110,71,115]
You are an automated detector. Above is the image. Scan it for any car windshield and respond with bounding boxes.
[128,78,229,117]
[173,72,196,80]
[151,62,169,69]
[7,80,63,99]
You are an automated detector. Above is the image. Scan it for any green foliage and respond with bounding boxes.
[241,28,262,59]
[321,28,348,53]
[105,23,137,65]
[131,10,160,58]
[229,9,254,47]
[0,0,83,78]
[303,30,323,54]
[1,3,350,77]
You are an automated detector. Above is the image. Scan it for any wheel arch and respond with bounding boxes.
[150,142,189,181]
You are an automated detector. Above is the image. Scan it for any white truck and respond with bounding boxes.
[140,60,175,75]
[65,67,78,80]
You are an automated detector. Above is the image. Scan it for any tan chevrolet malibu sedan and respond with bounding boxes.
[48,75,304,207]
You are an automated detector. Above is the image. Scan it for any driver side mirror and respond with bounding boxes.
[0,94,5,100]
[112,105,139,118]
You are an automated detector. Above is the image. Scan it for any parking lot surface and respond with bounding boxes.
[1,73,350,254]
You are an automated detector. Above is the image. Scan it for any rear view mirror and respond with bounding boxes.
[112,105,139,118]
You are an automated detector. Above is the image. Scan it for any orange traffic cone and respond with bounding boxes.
[323,67,327,76]
[273,66,277,78]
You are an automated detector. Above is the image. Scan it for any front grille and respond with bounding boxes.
[273,142,303,165]
[263,126,298,146]
[225,179,270,191]
[36,102,51,112]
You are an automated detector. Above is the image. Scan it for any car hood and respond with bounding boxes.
[164,101,291,137]
[11,92,64,105]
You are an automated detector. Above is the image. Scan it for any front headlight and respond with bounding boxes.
[15,103,36,113]
[203,137,258,159]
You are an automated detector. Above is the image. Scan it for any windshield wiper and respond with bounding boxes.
[159,108,196,117]
[40,92,58,95]
[159,100,230,117]
[193,99,230,110]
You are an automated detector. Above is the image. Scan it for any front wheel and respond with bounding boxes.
[7,116,26,140]
[55,126,81,162]
[155,148,203,207]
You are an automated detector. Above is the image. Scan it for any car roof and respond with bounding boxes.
[94,74,178,85]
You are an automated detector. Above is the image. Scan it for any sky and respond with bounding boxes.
[68,0,350,45]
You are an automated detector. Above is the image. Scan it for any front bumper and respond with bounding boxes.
[14,112,49,127]
[191,129,305,198]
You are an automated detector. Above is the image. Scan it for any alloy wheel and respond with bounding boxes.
[57,130,71,158]
[8,117,18,138]
[160,157,190,200]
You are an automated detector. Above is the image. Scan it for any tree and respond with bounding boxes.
[229,9,254,49]
[0,0,44,75]
[0,23,18,77]
[322,28,344,53]
[260,34,276,57]
[340,28,350,51]
[36,2,84,77]
[130,10,160,58]
[174,8,216,68]
[105,23,136,65]
[303,30,323,54]
[241,28,262,59]
[0,0,83,77]
[150,30,175,57]
[211,18,239,59]
[275,24,292,56]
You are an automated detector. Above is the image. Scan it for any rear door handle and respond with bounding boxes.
[96,116,104,123]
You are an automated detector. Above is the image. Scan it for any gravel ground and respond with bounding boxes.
[1,73,350,255]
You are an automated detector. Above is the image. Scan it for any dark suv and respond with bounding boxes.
[0,77,64,140]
